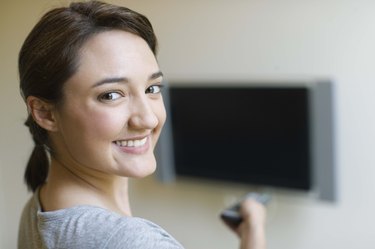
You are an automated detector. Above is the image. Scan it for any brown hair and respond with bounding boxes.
[19,1,158,192]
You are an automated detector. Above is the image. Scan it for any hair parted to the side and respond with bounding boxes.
[19,0,158,192]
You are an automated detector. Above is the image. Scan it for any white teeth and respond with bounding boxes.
[134,140,141,147]
[115,137,147,148]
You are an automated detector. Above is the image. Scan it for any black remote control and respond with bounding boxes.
[220,192,270,228]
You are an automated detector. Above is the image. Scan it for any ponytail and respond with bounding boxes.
[24,115,50,192]
[24,145,49,192]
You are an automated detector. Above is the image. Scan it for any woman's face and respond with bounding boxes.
[50,30,166,178]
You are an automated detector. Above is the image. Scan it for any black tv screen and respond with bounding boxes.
[168,85,311,190]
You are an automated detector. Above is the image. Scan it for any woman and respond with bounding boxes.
[18,1,266,248]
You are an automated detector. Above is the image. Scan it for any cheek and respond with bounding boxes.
[84,108,126,139]
[62,106,126,145]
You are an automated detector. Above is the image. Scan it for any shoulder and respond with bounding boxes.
[19,191,184,249]
[103,216,184,249]
[40,205,183,249]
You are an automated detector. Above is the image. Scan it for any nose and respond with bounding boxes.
[128,95,159,130]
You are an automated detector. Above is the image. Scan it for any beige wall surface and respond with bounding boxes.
[2,0,375,248]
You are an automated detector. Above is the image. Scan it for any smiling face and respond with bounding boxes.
[49,30,166,178]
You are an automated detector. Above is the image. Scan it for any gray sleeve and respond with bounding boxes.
[103,218,184,249]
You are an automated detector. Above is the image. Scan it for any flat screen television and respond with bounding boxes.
[156,81,335,199]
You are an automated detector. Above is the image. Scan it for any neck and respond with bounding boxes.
[40,156,132,216]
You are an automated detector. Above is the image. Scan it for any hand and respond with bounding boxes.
[238,198,266,232]
[224,198,267,249]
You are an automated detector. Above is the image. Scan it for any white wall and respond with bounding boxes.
[1,0,375,248]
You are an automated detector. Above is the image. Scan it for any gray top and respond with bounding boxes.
[18,190,184,249]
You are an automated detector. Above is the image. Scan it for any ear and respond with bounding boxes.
[26,96,58,132]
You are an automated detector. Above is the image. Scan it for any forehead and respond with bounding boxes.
[67,30,159,88]
[83,30,156,71]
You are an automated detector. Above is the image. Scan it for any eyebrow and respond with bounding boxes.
[93,71,164,88]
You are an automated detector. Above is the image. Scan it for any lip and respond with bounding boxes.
[113,135,151,154]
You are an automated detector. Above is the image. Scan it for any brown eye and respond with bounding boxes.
[99,91,123,101]
[146,85,163,94]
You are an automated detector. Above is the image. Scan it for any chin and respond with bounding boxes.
[124,161,157,178]
[130,167,156,179]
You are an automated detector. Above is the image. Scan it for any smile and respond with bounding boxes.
[114,137,148,147]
